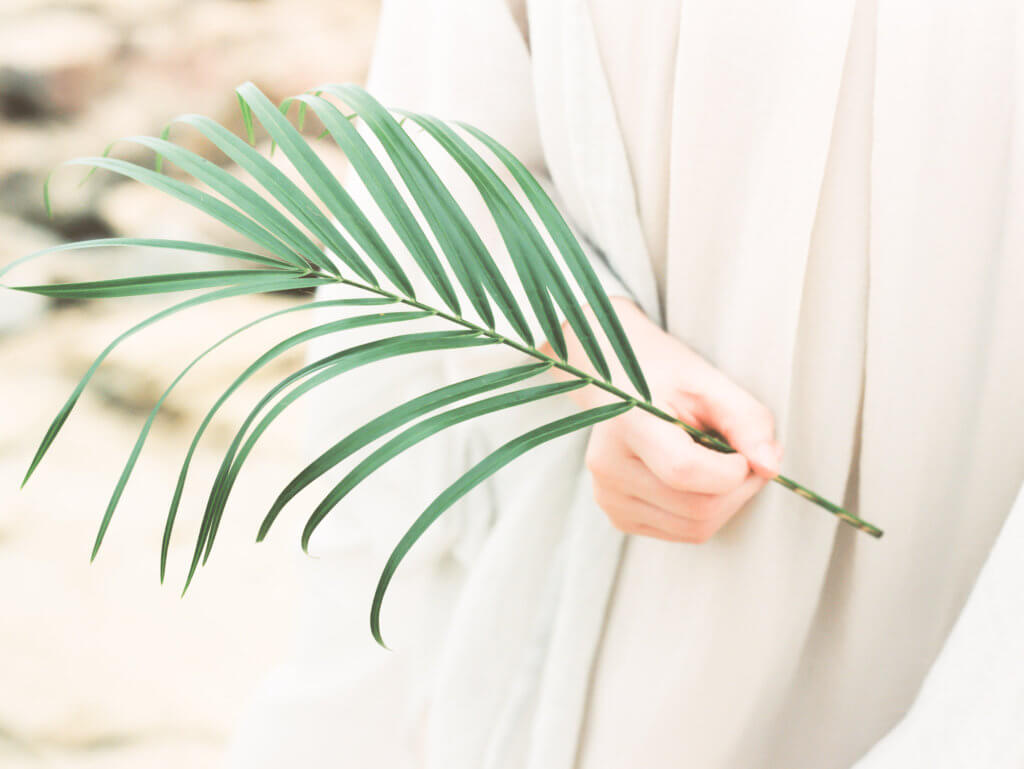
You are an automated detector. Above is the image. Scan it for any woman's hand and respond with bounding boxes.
[550,298,782,543]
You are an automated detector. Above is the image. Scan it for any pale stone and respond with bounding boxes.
[0,301,305,750]
[0,10,121,75]
[0,214,57,333]
[0,1,382,765]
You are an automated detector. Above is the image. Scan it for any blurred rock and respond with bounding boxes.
[0,289,47,335]
[0,1,382,766]
[0,212,152,297]
[0,9,121,75]
[0,295,304,754]
[0,9,123,117]
[1,740,221,769]
[82,0,182,27]
[0,68,55,121]
[0,213,60,262]
[0,148,123,233]
[0,215,59,333]
[53,293,311,429]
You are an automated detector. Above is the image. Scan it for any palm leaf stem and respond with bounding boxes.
[316,270,883,539]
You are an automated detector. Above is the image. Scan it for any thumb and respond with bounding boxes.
[689,378,783,479]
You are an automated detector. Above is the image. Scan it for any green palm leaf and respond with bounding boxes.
[237,82,407,289]
[119,134,337,276]
[257,361,553,542]
[288,93,461,313]
[459,121,652,401]
[317,84,524,340]
[0,237,293,278]
[4,81,883,649]
[59,156,313,270]
[300,379,591,555]
[194,329,496,571]
[19,273,332,487]
[12,270,288,299]
[96,296,396,565]
[402,112,600,373]
[370,400,634,646]
[168,113,380,284]
[162,319,464,581]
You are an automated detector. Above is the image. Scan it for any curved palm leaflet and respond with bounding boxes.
[2,82,883,647]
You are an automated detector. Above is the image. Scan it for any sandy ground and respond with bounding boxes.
[0,1,380,765]
[0,295,314,769]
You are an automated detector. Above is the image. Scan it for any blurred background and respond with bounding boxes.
[0,1,380,766]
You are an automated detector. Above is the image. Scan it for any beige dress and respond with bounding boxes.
[580,0,1023,766]
[575,0,1024,765]
[577,0,877,766]
[227,1,1024,768]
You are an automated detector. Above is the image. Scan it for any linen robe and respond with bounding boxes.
[226,1,1024,767]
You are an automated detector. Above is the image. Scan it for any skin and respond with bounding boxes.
[545,297,783,544]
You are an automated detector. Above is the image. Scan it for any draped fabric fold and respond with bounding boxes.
[227,1,1024,767]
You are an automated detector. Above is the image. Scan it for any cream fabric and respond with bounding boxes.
[577,0,876,765]
[226,1,1024,767]
[853,481,1024,767]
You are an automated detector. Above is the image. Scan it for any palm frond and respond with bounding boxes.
[96,296,398,567]
[194,328,495,572]
[288,93,461,313]
[2,82,883,648]
[299,377,591,554]
[257,361,553,542]
[370,399,635,647]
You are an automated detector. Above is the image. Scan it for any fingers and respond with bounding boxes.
[619,411,751,495]
[600,492,714,543]
[617,455,731,511]
[671,373,783,479]
[582,349,782,545]
[595,474,767,544]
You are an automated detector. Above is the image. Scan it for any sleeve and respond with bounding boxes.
[225,3,627,767]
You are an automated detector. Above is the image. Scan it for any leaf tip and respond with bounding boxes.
[236,91,256,146]
[370,624,390,651]
[42,175,54,219]
[21,456,41,488]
